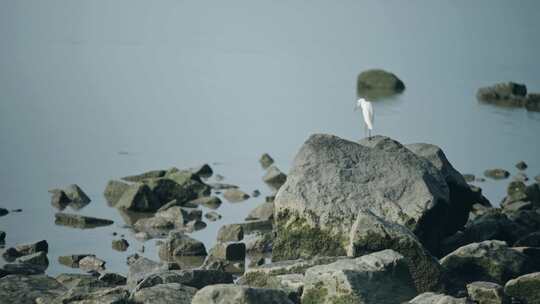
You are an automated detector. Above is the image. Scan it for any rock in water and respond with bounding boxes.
[259,153,274,169]
[526,93,540,112]
[54,213,114,229]
[103,180,130,206]
[121,169,166,182]
[63,184,91,209]
[192,284,294,304]
[217,224,244,242]
[158,232,207,261]
[504,272,540,304]
[191,164,213,178]
[484,169,510,180]
[273,134,464,260]
[476,82,528,107]
[246,202,274,221]
[302,250,416,304]
[515,161,528,170]
[112,239,129,252]
[223,189,250,203]
[357,69,405,92]
[116,183,161,212]
[347,209,443,292]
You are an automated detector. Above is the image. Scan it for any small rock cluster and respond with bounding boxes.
[477,81,540,112]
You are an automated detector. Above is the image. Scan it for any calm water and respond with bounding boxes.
[1,0,540,276]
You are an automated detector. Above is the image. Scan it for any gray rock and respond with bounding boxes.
[103,180,129,206]
[192,284,294,304]
[127,256,167,289]
[135,269,233,290]
[204,211,221,221]
[0,274,67,304]
[78,256,106,272]
[484,169,510,180]
[526,93,540,112]
[246,202,274,221]
[189,196,222,209]
[357,69,405,93]
[145,178,197,206]
[121,169,166,182]
[302,250,416,304]
[259,153,275,169]
[63,184,91,209]
[55,212,113,229]
[217,224,244,242]
[245,232,273,254]
[1,263,47,276]
[191,164,213,178]
[223,188,250,202]
[154,206,202,228]
[477,82,528,107]
[116,183,161,212]
[15,240,48,256]
[184,219,207,232]
[55,273,104,289]
[58,254,95,268]
[515,161,528,170]
[209,243,246,261]
[466,281,508,304]
[158,232,207,261]
[132,283,196,304]
[0,231,5,243]
[50,190,71,210]
[16,251,49,269]
[111,239,129,252]
[274,134,461,260]
[347,209,444,292]
[441,240,529,293]
[407,292,468,304]
[504,272,540,304]
[98,272,126,286]
[47,286,130,304]
[164,170,211,197]
[263,166,287,190]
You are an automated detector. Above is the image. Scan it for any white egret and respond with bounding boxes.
[355,98,374,138]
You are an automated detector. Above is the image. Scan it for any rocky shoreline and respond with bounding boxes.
[1,133,540,303]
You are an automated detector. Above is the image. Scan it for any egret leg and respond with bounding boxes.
[369,129,371,139]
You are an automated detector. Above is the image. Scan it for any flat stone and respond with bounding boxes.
[0,274,67,304]
[407,292,468,304]
[55,213,113,229]
[15,240,48,256]
[16,251,49,269]
[78,256,106,272]
[223,188,250,202]
[245,202,273,221]
[189,196,222,209]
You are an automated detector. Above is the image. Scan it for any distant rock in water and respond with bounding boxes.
[357,69,405,100]
[49,184,91,210]
[55,213,114,229]
[477,82,540,112]
[484,168,510,180]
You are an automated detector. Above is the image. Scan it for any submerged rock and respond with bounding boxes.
[504,272,540,304]
[484,168,510,180]
[192,284,294,304]
[302,250,416,304]
[223,188,250,202]
[274,134,468,260]
[111,239,129,252]
[477,82,527,107]
[55,213,113,229]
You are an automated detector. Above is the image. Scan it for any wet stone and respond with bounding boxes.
[78,256,106,272]
[58,254,95,268]
[217,224,244,242]
[15,240,48,256]
[103,180,130,206]
[50,190,71,210]
[189,196,222,209]
[516,161,528,170]
[112,239,129,252]
[63,184,92,209]
[262,166,287,190]
[121,169,166,182]
[16,251,49,269]
[55,212,114,229]
[259,153,275,169]
[223,188,250,202]
[98,272,127,286]
[484,168,510,180]
[192,164,213,178]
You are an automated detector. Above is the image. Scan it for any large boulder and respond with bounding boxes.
[191,284,294,304]
[348,209,444,292]
[0,274,67,304]
[302,250,417,304]
[440,240,529,293]
[273,134,468,260]
[504,272,540,304]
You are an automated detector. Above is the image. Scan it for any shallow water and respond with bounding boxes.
[1,0,540,276]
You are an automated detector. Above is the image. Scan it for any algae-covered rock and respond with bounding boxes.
[274,134,464,260]
[191,284,294,304]
[466,281,509,304]
[302,250,416,304]
[0,274,67,304]
[477,82,527,107]
[504,272,540,304]
[132,283,196,304]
